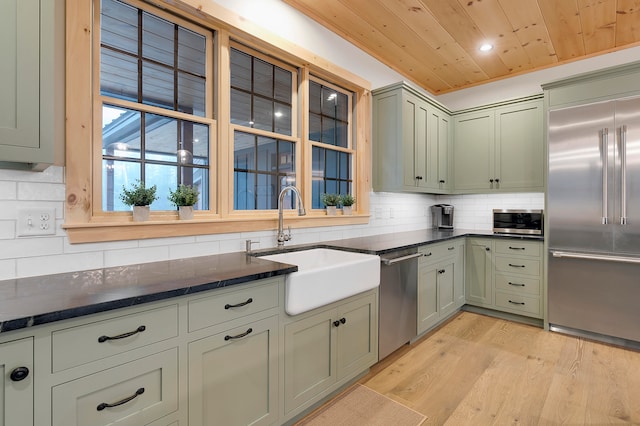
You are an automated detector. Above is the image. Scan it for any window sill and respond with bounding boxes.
[63,213,370,244]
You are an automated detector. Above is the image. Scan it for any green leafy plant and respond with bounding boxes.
[339,193,356,207]
[168,184,200,207]
[119,180,158,207]
[320,193,340,207]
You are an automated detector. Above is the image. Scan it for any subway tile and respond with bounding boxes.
[16,252,104,278]
[0,165,64,183]
[0,259,16,280]
[0,237,63,260]
[18,182,66,201]
[169,240,220,259]
[0,181,17,200]
[0,221,16,239]
[104,246,170,268]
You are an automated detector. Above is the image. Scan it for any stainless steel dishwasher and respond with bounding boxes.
[378,248,421,360]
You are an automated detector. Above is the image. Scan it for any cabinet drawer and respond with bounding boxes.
[495,273,541,296]
[495,292,541,317]
[494,240,541,257]
[188,279,279,332]
[52,304,178,372]
[420,241,460,261]
[52,348,178,426]
[494,256,541,277]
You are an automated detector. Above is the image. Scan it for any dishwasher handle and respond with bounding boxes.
[380,252,423,266]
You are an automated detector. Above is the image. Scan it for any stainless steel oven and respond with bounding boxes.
[493,209,543,235]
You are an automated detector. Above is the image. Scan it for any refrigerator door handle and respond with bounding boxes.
[601,128,609,225]
[620,125,628,225]
[551,250,640,264]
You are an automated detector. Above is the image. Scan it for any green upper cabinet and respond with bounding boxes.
[373,82,452,194]
[0,0,60,171]
[453,97,544,193]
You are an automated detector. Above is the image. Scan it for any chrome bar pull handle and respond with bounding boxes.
[620,125,627,225]
[601,128,609,225]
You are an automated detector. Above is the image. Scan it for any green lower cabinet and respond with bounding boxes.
[282,291,378,420]
[0,337,34,426]
[465,238,494,308]
[417,239,465,335]
[188,316,279,426]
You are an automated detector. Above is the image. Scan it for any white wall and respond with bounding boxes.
[1,0,630,279]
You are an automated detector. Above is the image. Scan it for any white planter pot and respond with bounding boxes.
[132,205,150,222]
[326,206,337,216]
[178,205,194,220]
[342,205,353,216]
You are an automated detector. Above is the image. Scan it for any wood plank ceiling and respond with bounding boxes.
[283,0,640,94]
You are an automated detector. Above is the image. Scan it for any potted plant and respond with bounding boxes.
[339,193,356,215]
[120,180,158,221]
[168,184,200,220]
[320,193,340,215]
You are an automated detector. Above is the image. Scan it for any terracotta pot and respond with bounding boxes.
[132,205,150,222]
[178,205,194,220]
[342,205,353,216]
[326,206,337,216]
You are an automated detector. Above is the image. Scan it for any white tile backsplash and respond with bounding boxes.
[0,166,544,279]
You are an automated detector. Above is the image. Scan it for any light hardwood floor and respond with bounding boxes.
[357,311,640,425]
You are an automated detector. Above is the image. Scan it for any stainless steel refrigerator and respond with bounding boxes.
[548,96,640,345]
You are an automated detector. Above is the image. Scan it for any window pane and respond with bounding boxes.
[230,47,293,136]
[325,149,338,179]
[309,113,321,142]
[178,28,206,76]
[142,12,174,66]
[254,59,273,98]
[102,105,141,159]
[181,121,209,165]
[142,61,174,109]
[101,0,138,55]
[145,163,177,210]
[339,151,350,179]
[102,160,140,211]
[308,80,350,148]
[100,50,138,101]
[178,72,206,117]
[179,166,208,210]
[234,131,295,210]
[311,146,352,208]
[145,114,178,162]
[322,117,336,146]
[309,81,322,114]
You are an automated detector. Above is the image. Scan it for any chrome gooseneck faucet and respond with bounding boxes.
[277,186,306,247]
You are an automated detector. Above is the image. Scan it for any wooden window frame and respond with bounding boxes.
[64,0,371,243]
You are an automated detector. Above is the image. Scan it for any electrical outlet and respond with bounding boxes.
[17,208,56,236]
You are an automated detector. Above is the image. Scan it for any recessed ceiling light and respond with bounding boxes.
[479,43,493,52]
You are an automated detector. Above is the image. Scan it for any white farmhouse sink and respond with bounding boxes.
[260,248,380,315]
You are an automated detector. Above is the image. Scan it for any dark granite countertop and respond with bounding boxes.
[0,252,296,334]
[0,229,543,334]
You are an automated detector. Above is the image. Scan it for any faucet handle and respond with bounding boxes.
[287,226,292,241]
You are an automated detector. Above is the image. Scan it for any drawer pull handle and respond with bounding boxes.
[225,328,253,341]
[423,252,432,257]
[447,247,454,250]
[225,298,253,309]
[508,263,526,268]
[508,282,526,287]
[97,387,145,411]
[508,300,525,305]
[438,269,446,274]
[10,367,29,382]
[98,325,146,343]
[509,246,525,250]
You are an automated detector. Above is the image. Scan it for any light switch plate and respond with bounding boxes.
[17,208,56,236]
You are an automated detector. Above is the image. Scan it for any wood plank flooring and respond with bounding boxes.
[357,312,640,425]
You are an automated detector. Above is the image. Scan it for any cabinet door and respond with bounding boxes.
[0,0,55,169]
[336,292,377,380]
[453,241,466,308]
[454,110,494,190]
[465,239,493,307]
[189,316,278,426]
[437,261,456,318]
[437,111,452,191]
[402,93,429,189]
[417,262,438,334]
[283,309,336,415]
[495,100,544,190]
[0,338,33,426]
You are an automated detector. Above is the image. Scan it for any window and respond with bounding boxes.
[98,0,214,212]
[64,0,371,243]
[229,45,298,211]
[308,79,354,209]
